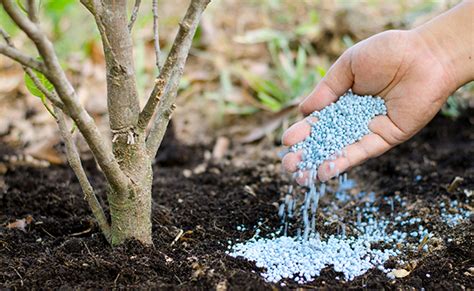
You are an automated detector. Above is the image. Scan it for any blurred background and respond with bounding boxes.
[0,0,472,165]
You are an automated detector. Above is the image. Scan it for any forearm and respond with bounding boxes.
[414,0,474,89]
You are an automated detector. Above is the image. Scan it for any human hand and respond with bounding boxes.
[282,28,465,183]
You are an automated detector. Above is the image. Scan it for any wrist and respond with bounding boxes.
[412,1,474,90]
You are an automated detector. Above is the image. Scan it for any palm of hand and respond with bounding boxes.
[282,30,455,182]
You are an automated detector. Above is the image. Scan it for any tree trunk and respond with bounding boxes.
[89,1,152,245]
[108,134,153,246]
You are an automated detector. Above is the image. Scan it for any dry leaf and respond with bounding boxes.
[193,163,207,175]
[390,269,411,278]
[6,215,33,232]
[25,137,63,165]
[191,262,208,279]
[212,136,230,160]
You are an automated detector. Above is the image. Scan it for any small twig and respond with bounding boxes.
[144,0,210,157]
[83,241,93,256]
[152,0,161,70]
[26,0,39,23]
[40,227,55,238]
[128,0,141,31]
[170,229,184,246]
[11,267,23,286]
[113,271,122,287]
[0,36,47,74]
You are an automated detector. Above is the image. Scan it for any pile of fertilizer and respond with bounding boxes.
[229,183,471,284]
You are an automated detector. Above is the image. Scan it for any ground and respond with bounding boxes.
[1,111,473,289]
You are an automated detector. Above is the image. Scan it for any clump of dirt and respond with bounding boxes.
[1,112,473,289]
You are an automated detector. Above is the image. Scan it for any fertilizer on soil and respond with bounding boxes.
[229,181,471,284]
[227,92,472,284]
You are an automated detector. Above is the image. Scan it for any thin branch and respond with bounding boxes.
[1,0,130,195]
[0,28,64,110]
[55,106,111,243]
[26,0,39,23]
[152,0,161,70]
[24,67,65,110]
[20,55,111,241]
[0,42,47,73]
[144,0,210,157]
[128,0,141,32]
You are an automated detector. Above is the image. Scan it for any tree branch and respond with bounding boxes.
[55,106,111,243]
[1,0,130,195]
[17,51,111,241]
[152,0,161,70]
[0,42,47,73]
[128,0,141,31]
[26,0,39,23]
[144,0,210,157]
[0,28,64,110]
[81,0,140,143]
[24,66,65,110]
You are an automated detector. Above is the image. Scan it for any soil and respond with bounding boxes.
[1,112,473,290]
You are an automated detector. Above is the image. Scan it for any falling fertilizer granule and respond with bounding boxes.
[227,91,472,284]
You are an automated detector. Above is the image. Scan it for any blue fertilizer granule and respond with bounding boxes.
[291,91,386,174]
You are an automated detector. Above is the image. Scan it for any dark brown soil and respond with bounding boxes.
[1,112,473,289]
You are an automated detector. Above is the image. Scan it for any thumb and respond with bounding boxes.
[300,48,355,115]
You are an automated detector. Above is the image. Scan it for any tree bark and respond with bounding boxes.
[108,136,153,245]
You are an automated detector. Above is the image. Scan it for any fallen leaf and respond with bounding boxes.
[191,262,208,279]
[390,269,411,278]
[6,215,33,232]
[193,163,207,175]
[212,136,230,160]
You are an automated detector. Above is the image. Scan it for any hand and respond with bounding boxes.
[281,29,460,182]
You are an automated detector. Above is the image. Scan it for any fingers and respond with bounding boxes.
[282,150,302,172]
[317,133,392,181]
[281,116,318,146]
[282,153,316,186]
[283,132,392,184]
[299,49,354,115]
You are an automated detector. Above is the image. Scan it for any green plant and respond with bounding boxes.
[238,38,325,112]
[440,82,473,119]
